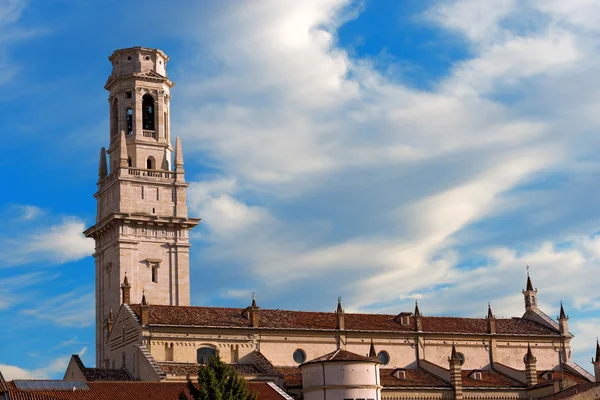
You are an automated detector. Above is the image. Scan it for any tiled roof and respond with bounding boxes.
[6,381,286,400]
[159,362,261,376]
[128,305,559,336]
[273,366,302,389]
[81,368,132,381]
[538,370,587,384]
[379,368,450,388]
[538,382,600,400]
[462,370,525,388]
[303,349,379,365]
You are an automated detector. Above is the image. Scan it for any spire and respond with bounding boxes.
[251,293,257,308]
[141,290,148,306]
[559,301,567,319]
[525,343,535,361]
[488,302,494,319]
[98,147,107,178]
[123,272,129,287]
[175,137,184,171]
[526,268,534,291]
[451,343,458,360]
[369,339,377,358]
[414,301,421,316]
[109,307,114,323]
[595,339,600,363]
[337,297,343,313]
[120,273,131,304]
[119,130,128,168]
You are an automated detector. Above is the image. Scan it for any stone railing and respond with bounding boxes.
[142,130,157,139]
[126,167,175,179]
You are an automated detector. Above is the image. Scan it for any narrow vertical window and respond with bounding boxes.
[111,98,118,138]
[151,264,158,283]
[127,157,132,167]
[126,108,133,135]
[142,94,155,130]
[141,186,144,199]
[164,111,168,141]
[146,156,155,170]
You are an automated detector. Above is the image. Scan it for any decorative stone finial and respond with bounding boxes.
[369,339,377,358]
[414,301,421,317]
[98,147,107,178]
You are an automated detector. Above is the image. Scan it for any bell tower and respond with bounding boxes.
[84,47,200,367]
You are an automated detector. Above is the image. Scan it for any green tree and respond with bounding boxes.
[179,355,258,400]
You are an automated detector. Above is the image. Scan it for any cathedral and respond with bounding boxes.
[2,47,600,400]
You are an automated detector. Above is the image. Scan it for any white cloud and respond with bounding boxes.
[0,217,94,267]
[22,289,94,327]
[0,347,87,380]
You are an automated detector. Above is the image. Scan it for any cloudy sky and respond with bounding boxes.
[2,0,600,379]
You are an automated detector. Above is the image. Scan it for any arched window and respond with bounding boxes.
[146,156,155,170]
[127,157,132,167]
[142,94,155,131]
[126,108,133,135]
[165,343,174,361]
[111,98,118,137]
[197,347,216,364]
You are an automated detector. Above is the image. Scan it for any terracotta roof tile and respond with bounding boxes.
[159,362,261,376]
[129,305,559,336]
[462,370,525,388]
[379,368,450,388]
[6,381,285,400]
[273,366,302,389]
[303,349,379,365]
[538,370,587,384]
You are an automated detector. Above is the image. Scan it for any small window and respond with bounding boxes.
[456,352,465,366]
[151,264,158,283]
[293,349,306,364]
[142,94,155,131]
[472,371,482,380]
[127,56,131,60]
[378,351,390,365]
[146,157,155,170]
[197,347,217,364]
[126,91,132,99]
[127,157,132,167]
[145,55,150,61]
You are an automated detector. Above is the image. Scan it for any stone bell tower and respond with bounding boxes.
[84,47,200,367]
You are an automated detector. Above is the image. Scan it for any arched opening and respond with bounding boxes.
[127,157,132,167]
[146,156,155,170]
[111,98,118,138]
[197,347,216,364]
[142,94,155,131]
[126,108,133,135]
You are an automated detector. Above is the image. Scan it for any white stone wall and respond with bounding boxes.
[302,362,380,400]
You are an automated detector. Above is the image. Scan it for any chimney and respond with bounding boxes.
[121,273,131,304]
[414,301,422,332]
[336,297,345,330]
[592,340,600,382]
[449,344,463,400]
[487,303,496,334]
[242,294,261,328]
[140,292,150,326]
[524,344,538,387]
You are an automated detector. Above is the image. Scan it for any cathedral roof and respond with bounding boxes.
[128,304,561,336]
[5,381,287,400]
[158,362,262,377]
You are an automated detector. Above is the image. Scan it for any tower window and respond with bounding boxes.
[126,91,132,99]
[142,94,155,130]
[127,157,132,167]
[111,98,118,138]
[126,108,133,135]
[146,156,155,170]
[151,263,158,283]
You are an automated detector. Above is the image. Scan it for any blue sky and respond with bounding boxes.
[2,0,600,378]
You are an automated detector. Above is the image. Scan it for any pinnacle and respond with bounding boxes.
[414,301,421,317]
[337,296,343,313]
[369,339,377,358]
[559,302,567,320]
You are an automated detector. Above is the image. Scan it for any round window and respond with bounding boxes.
[127,56,131,60]
[293,349,306,364]
[145,55,150,61]
[456,352,465,366]
[378,351,390,365]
